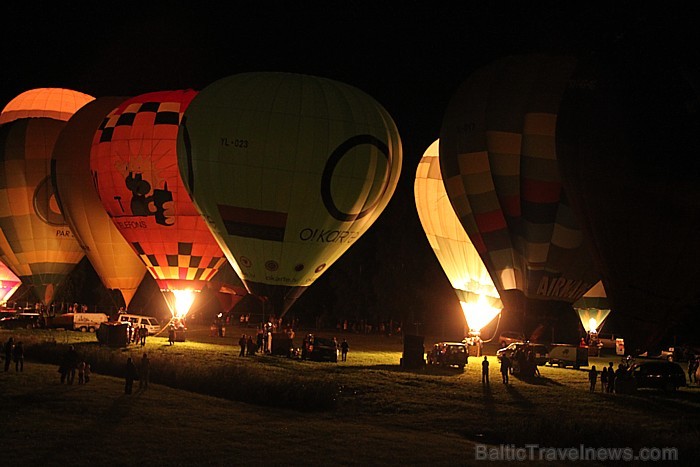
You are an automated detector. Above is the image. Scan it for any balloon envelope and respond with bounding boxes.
[573,281,611,333]
[414,139,502,333]
[0,261,21,305]
[0,88,95,125]
[439,55,599,331]
[90,90,228,318]
[0,118,86,304]
[53,97,147,307]
[178,72,402,316]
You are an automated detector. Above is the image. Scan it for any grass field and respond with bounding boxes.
[1,324,698,466]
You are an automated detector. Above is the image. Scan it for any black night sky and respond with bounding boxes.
[3,2,700,348]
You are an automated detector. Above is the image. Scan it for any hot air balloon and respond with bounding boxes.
[177,72,402,318]
[0,88,94,125]
[0,88,93,305]
[439,55,599,338]
[90,90,229,321]
[52,97,147,308]
[573,280,611,335]
[414,139,502,336]
[0,261,21,306]
[556,26,700,350]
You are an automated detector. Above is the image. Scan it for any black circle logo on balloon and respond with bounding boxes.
[34,175,67,226]
[321,134,392,222]
[265,260,279,272]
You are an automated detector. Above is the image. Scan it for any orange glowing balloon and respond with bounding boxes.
[90,90,228,318]
[0,261,21,305]
[52,97,147,307]
[0,88,95,125]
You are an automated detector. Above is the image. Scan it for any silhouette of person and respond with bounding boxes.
[64,345,79,384]
[168,325,176,346]
[246,335,255,356]
[500,355,511,384]
[12,341,24,372]
[139,353,150,390]
[77,361,86,384]
[239,334,246,357]
[600,366,608,393]
[589,365,598,392]
[482,356,490,385]
[607,362,616,393]
[140,325,148,346]
[341,339,349,362]
[125,357,138,395]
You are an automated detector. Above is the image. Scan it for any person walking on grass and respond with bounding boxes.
[482,356,490,385]
[139,353,150,390]
[125,357,138,395]
[12,341,24,372]
[168,325,176,346]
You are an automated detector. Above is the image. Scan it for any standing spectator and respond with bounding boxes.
[124,357,138,395]
[77,361,86,384]
[13,340,24,372]
[139,353,150,390]
[588,365,598,392]
[614,363,627,393]
[84,362,91,383]
[482,356,490,385]
[63,345,79,384]
[246,335,255,356]
[3,337,14,372]
[168,325,176,346]
[239,334,247,357]
[140,325,148,346]
[341,339,349,362]
[600,366,608,393]
[500,354,511,384]
[688,357,698,384]
[606,362,616,393]
[256,329,264,353]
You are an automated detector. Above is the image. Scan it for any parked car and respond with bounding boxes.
[301,334,338,362]
[628,361,686,391]
[426,342,468,369]
[0,312,41,329]
[117,314,162,335]
[498,331,526,348]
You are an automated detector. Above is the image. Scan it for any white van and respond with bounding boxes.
[117,314,162,335]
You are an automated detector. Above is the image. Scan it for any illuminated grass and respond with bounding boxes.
[1,327,699,465]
